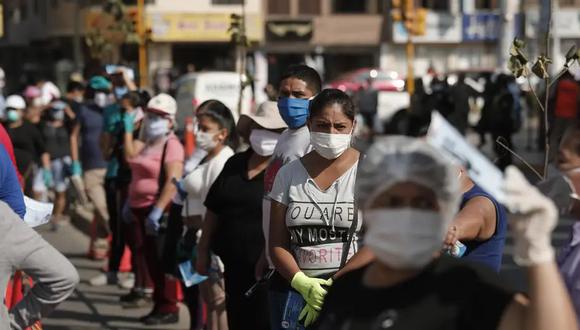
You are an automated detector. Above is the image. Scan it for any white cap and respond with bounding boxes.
[147,93,177,118]
[6,95,26,110]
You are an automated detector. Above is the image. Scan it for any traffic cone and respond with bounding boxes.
[7,272,42,329]
[7,271,24,308]
[119,246,132,273]
[184,116,196,158]
[5,278,13,308]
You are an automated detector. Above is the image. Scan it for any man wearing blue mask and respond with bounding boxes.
[256,64,322,329]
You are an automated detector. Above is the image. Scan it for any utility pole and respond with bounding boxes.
[73,0,85,72]
[137,0,148,88]
[230,0,247,115]
[404,0,415,95]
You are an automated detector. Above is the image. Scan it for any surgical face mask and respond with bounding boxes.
[144,116,170,141]
[277,97,310,129]
[196,130,219,151]
[364,208,445,269]
[310,131,352,160]
[114,87,129,100]
[6,109,20,122]
[94,92,109,108]
[249,129,280,156]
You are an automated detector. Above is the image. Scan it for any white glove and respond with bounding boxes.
[503,166,558,266]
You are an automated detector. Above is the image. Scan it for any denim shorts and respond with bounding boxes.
[50,156,71,192]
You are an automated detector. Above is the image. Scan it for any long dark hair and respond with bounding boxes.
[196,100,239,150]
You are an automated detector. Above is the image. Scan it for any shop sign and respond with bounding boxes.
[147,13,263,42]
[266,20,312,42]
[462,13,500,41]
[393,12,461,44]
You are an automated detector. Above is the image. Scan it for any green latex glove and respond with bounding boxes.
[122,112,135,133]
[42,168,54,187]
[71,160,82,176]
[299,303,320,327]
[290,272,330,310]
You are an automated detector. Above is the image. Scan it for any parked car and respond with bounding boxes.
[326,68,405,94]
[172,71,253,131]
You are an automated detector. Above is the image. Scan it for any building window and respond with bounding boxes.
[20,3,28,20]
[332,0,366,13]
[421,0,449,10]
[268,0,290,15]
[212,0,244,4]
[299,0,321,15]
[474,0,498,9]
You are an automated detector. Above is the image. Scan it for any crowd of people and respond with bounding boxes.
[0,62,580,330]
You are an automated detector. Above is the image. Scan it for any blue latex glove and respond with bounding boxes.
[71,160,82,176]
[122,112,135,133]
[145,206,164,236]
[122,201,133,224]
[173,178,188,200]
[42,168,54,187]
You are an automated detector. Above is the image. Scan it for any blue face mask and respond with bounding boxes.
[277,97,310,129]
[114,86,129,100]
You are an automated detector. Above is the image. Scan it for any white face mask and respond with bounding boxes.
[364,208,446,269]
[94,92,108,108]
[196,130,219,151]
[144,117,170,141]
[310,131,352,160]
[249,129,280,156]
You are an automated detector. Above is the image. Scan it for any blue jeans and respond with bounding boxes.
[269,289,306,330]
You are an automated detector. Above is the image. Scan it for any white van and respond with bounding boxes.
[173,71,253,131]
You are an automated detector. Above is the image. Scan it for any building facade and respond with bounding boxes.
[0,0,579,93]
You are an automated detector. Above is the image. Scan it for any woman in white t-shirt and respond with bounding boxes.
[182,100,237,224]
[180,100,237,330]
[269,89,374,328]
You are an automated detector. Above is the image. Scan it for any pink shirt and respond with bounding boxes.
[128,134,184,208]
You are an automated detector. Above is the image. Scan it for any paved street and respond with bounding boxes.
[37,223,191,330]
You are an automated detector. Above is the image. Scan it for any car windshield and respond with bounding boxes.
[355,70,399,81]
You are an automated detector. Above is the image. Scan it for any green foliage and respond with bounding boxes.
[85,0,139,61]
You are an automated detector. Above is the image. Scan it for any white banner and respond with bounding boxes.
[526,9,580,38]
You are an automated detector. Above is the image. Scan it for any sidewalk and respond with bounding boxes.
[37,223,190,330]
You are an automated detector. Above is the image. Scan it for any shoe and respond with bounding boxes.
[120,290,152,308]
[89,272,117,286]
[90,238,109,261]
[142,311,179,325]
[118,273,135,290]
[139,309,156,323]
[120,290,140,302]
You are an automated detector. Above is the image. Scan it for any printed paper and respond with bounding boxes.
[23,196,54,227]
[426,111,505,202]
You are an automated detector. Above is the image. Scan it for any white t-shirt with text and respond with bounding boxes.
[269,159,361,277]
[263,126,312,266]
